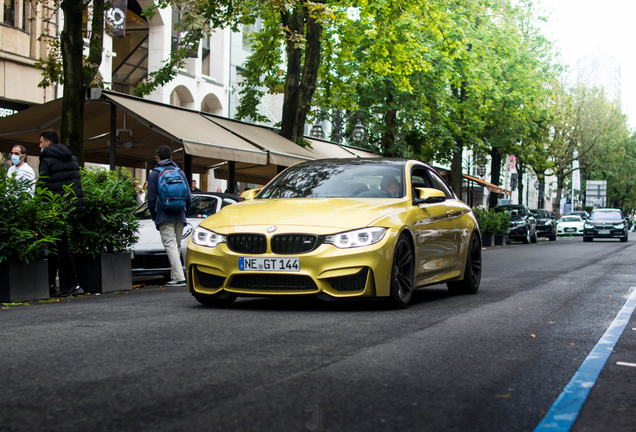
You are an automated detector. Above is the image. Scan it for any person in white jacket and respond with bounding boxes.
[6,145,35,195]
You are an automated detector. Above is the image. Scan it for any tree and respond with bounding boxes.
[36,0,105,166]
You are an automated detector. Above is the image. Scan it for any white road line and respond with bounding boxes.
[616,362,636,368]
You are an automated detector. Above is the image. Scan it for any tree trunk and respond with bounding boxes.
[60,0,104,166]
[279,8,303,143]
[294,14,322,142]
[381,91,397,157]
[488,148,502,209]
[554,170,565,218]
[450,140,464,198]
[280,6,323,145]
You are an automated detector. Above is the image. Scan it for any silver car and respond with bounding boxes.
[131,192,239,276]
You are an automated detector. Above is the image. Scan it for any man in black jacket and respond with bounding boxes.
[39,129,85,297]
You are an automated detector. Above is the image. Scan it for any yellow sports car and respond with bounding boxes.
[186,159,481,308]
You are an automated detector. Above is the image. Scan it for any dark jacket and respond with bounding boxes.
[39,143,85,213]
[147,159,192,229]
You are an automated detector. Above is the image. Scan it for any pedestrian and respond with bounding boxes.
[147,145,192,286]
[6,145,35,195]
[191,180,202,193]
[38,129,85,297]
[216,188,222,193]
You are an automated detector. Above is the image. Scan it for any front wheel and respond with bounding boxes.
[387,234,415,309]
[549,228,557,241]
[530,228,538,243]
[621,232,628,242]
[447,233,481,295]
[522,228,531,244]
[583,237,593,242]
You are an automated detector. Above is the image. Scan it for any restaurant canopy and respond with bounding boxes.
[0,89,379,185]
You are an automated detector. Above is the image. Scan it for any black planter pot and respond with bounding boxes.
[494,234,506,246]
[74,253,132,293]
[482,234,493,247]
[0,259,49,302]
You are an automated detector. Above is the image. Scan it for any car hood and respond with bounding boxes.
[199,198,406,232]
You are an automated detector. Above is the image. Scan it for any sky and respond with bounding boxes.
[544,0,636,126]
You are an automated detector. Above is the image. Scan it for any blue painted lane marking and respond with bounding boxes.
[534,288,636,431]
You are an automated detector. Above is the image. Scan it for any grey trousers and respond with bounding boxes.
[159,221,185,282]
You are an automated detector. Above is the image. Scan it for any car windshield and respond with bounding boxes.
[589,211,623,221]
[495,206,526,217]
[560,216,582,222]
[258,160,405,199]
[133,195,222,220]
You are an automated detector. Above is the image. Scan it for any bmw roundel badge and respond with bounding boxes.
[267,226,277,233]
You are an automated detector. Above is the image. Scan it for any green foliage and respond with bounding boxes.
[0,164,72,264]
[69,167,140,256]
[473,208,510,235]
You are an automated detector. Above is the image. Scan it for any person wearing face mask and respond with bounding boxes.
[6,145,35,195]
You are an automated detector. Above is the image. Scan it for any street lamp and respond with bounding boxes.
[310,109,366,145]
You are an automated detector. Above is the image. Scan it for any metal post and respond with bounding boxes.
[228,161,236,195]
[334,109,342,145]
[109,104,116,171]
[184,153,193,184]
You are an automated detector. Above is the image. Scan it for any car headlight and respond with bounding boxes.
[192,226,226,248]
[614,223,625,229]
[325,227,387,249]
[584,224,593,229]
[545,221,552,226]
[182,223,193,239]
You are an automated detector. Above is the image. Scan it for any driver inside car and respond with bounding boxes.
[380,176,401,198]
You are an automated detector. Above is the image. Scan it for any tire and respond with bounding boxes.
[583,237,592,242]
[194,294,237,307]
[447,233,481,295]
[530,228,538,243]
[387,234,415,308]
[621,232,628,242]
[549,228,557,241]
[522,228,530,244]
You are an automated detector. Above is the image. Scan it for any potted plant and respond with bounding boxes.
[69,167,140,293]
[0,165,72,302]
[492,211,511,246]
[473,208,494,247]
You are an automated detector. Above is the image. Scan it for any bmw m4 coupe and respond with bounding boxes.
[186,159,482,308]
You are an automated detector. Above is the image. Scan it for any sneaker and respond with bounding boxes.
[166,280,186,287]
[49,285,59,297]
[55,286,85,297]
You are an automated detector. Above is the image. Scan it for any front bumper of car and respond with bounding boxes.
[557,226,584,236]
[536,224,554,235]
[186,229,398,300]
[507,223,528,239]
[583,225,627,239]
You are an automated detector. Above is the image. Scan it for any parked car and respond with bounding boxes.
[493,204,537,244]
[557,215,585,236]
[529,209,557,241]
[186,158,482,308]
[131,192,239,276]
[568,210,589,221]
[583,209,629,242]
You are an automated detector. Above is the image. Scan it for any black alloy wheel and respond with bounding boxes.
[388,234,415,308]
[447,233,481,295]
[522,228,531,244]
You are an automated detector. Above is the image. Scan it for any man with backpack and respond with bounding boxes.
[147,145,192,286]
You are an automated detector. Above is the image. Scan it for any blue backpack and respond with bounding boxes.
[154,166,188,211]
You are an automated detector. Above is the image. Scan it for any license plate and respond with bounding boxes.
[239,257,300,272]
[565,228,575,232]
[599,230,610,234]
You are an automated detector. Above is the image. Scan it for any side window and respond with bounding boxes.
[411,167,433,196]
[188,196,219,218]
[222,198,237,208]
[428,170,454,199]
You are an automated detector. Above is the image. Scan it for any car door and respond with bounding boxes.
[410,166,462,282]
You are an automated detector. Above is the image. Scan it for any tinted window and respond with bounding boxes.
[222,198,237,208]
[133,195,220,220]
[589,211,623,221]
[259,160,405,199]
[560,216,582,222]
[428,170,454,199]
[495,206,527,217]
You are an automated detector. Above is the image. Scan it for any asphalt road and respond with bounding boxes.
[1,235,635,432]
